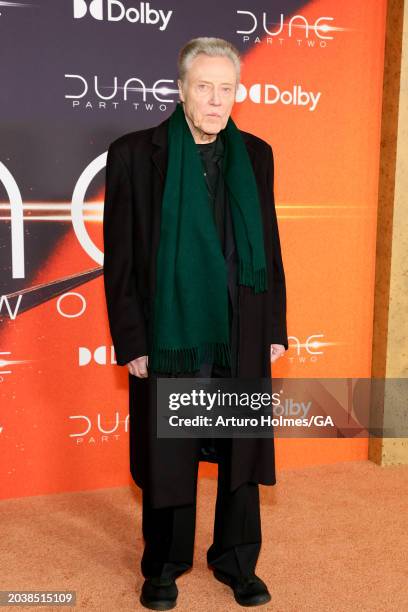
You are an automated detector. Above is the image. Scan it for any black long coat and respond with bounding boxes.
[103,113,288,509]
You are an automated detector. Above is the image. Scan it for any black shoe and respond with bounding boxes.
[139,576,178,610]
[212,569,271,607]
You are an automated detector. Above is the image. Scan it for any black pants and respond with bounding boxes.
[141,365,262,582]
[141,446,261,581]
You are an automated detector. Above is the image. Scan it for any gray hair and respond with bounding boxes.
[177,37,241,88]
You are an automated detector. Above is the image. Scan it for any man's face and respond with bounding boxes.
[178,53,238,141]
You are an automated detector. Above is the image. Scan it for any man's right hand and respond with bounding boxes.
[127,355,149,378]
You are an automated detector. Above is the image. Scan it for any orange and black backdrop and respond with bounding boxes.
[0,1,388,500]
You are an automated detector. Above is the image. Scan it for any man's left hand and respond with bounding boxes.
[270,344,286,363]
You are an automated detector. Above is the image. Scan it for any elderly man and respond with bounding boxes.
[103,37,288,610]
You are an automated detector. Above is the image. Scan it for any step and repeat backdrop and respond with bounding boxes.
[0,0,387,499]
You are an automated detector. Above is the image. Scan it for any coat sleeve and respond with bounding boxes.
[102,142,148,366]
[265,144,289,350]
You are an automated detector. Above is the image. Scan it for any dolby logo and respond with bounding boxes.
[79,345,117,366]
[236,83,321,112]
[73,0,173,31]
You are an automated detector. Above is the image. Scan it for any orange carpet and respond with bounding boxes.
[1,460,407,611]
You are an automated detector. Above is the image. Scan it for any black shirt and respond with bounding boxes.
[196,133,226,254]
[196,134,230,464]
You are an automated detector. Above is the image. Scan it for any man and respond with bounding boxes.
[103,37,288,610]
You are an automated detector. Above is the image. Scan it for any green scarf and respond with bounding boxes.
[149,102,268,374]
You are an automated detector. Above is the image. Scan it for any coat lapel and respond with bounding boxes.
[151,116,169,181]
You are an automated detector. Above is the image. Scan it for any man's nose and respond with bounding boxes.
[210,88,222,104]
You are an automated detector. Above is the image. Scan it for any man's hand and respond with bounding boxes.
[127,355,149,378]
[270,344,285,364]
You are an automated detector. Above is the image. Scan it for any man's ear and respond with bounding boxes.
[177,79,185,102]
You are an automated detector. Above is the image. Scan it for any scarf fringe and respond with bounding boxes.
[151,341,231,374]
[239,260,268,294]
